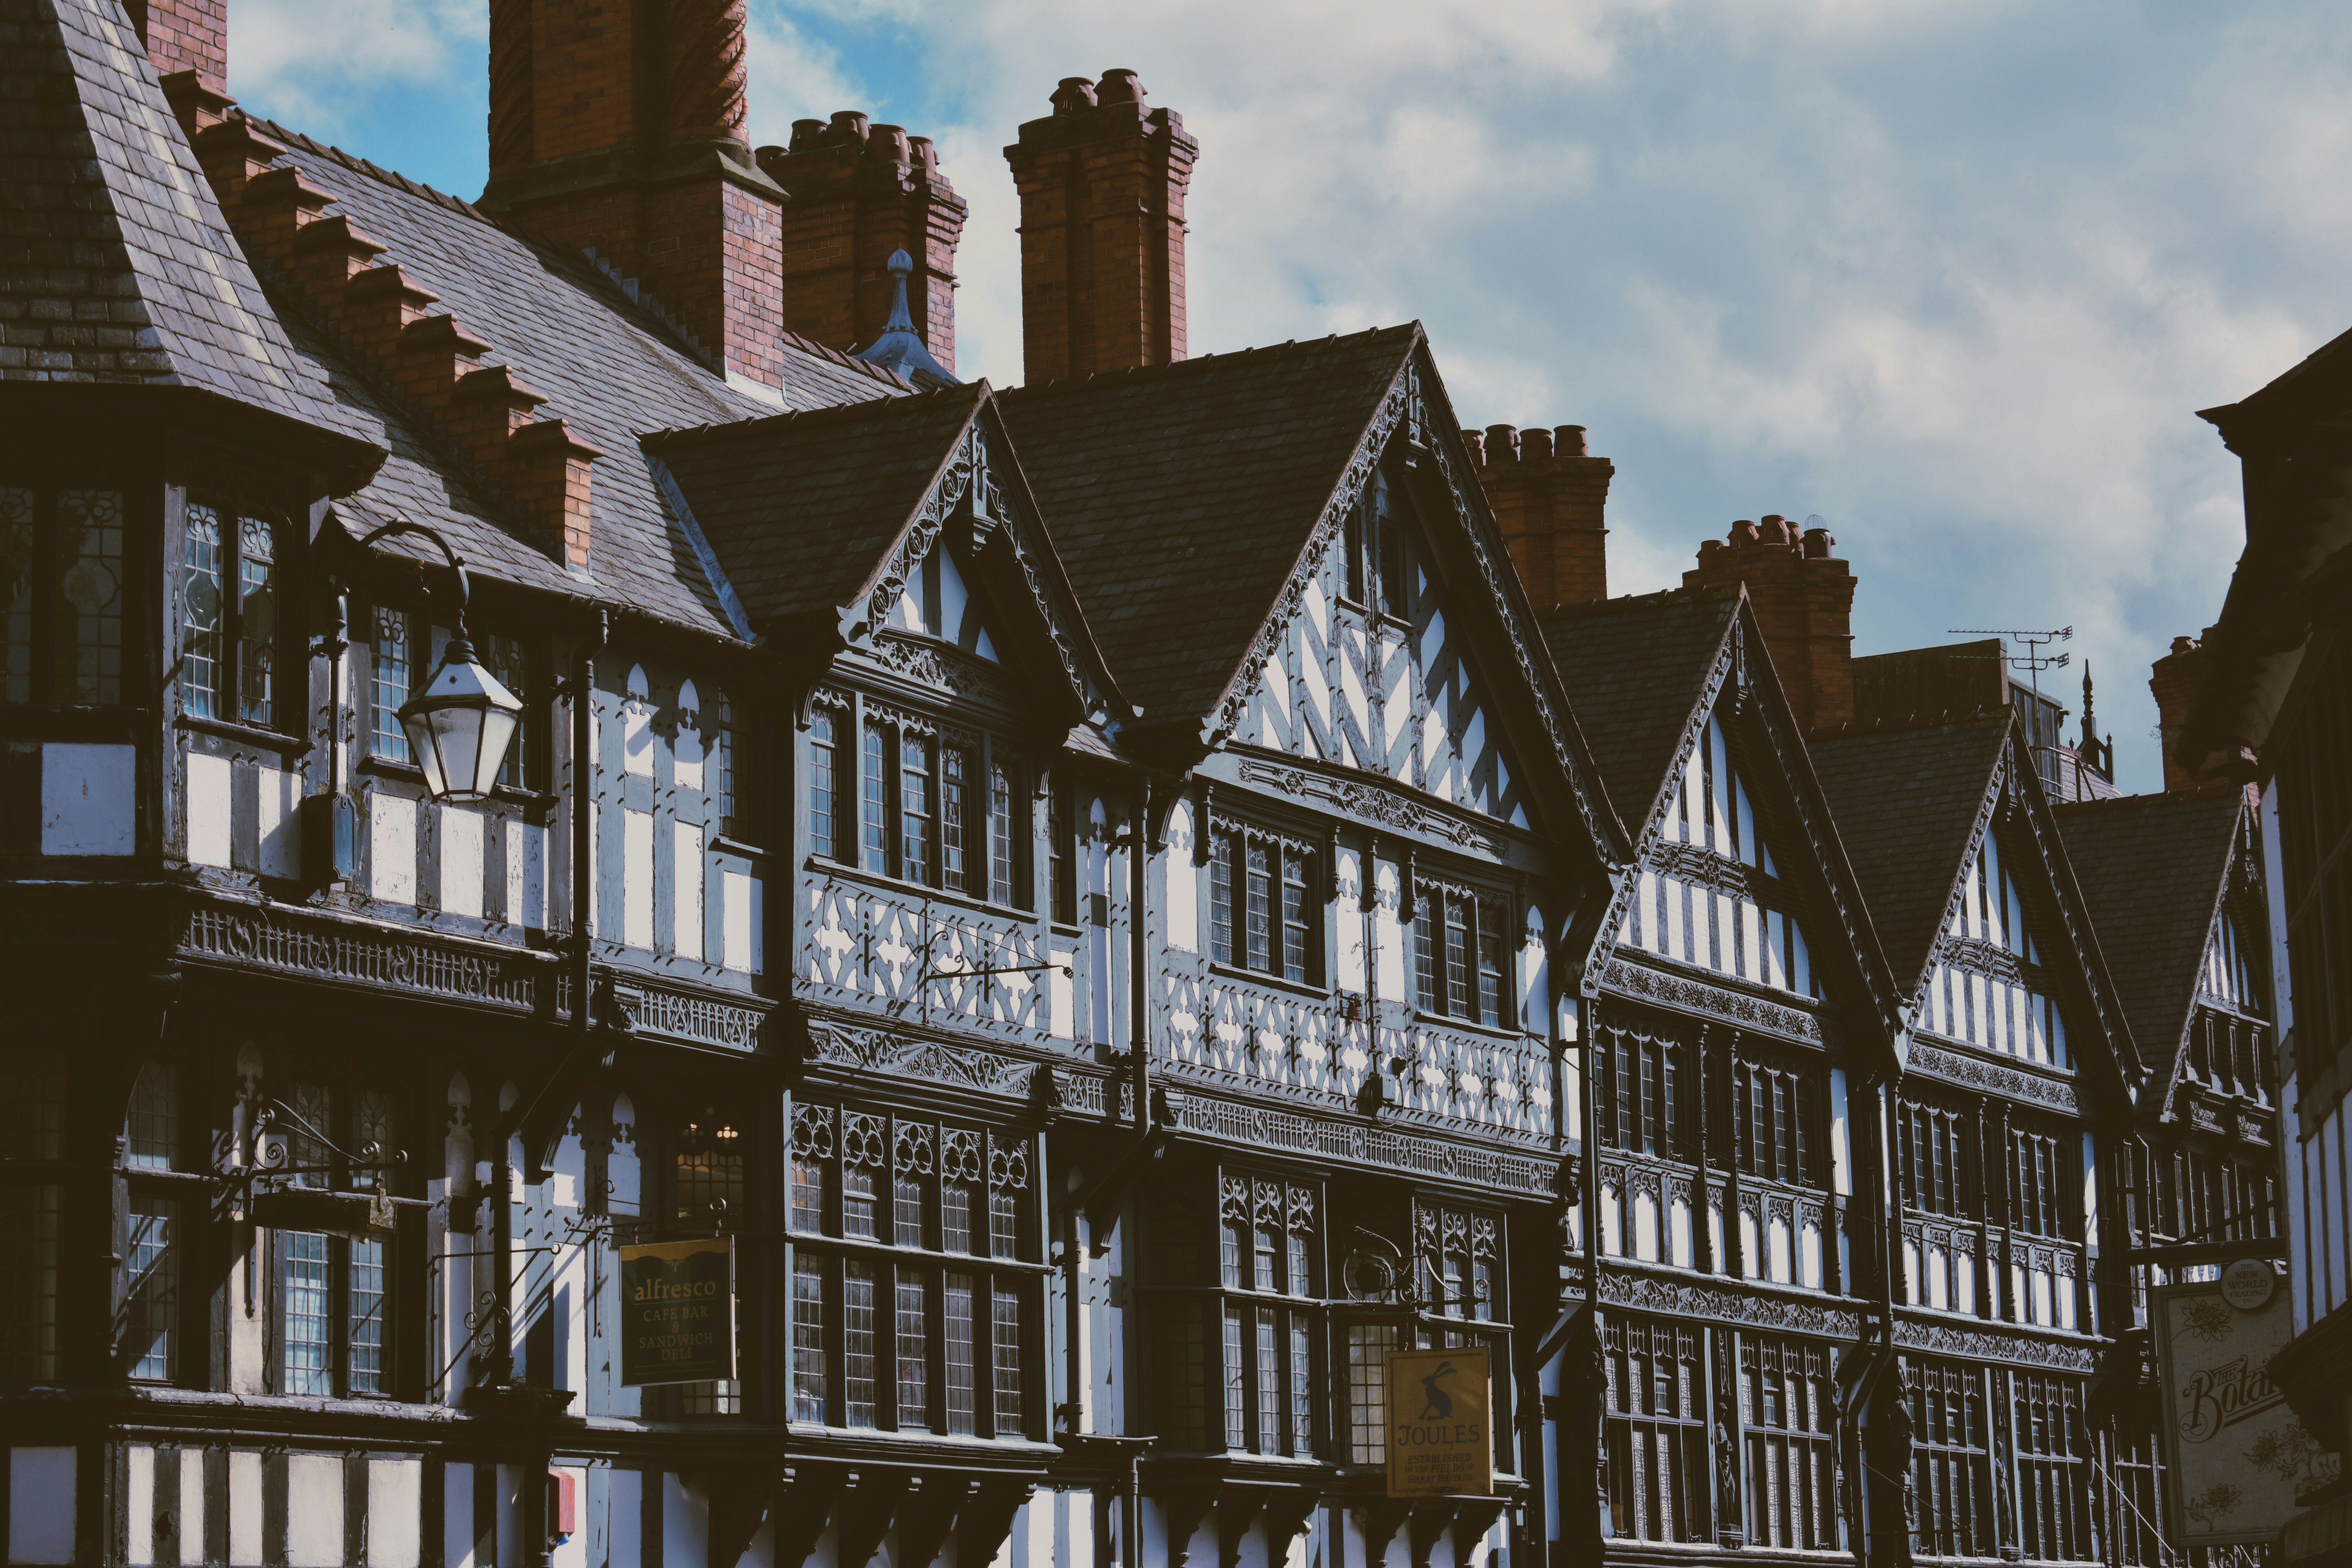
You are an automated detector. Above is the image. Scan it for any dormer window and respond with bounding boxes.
[1339,465,1409,618]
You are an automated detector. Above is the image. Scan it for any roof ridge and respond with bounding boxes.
[1538,583,1733,624]
[237,112,495,224]
[1808,708,2012,742]
[242,112,908,396]
[2052,784,2244,815]
[645,380,981,447]
[996,323,1417,400]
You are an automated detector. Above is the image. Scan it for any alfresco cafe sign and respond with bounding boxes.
[2154,1265,2340,1546]
[618,1238,736,1387]
[1386,1346,1494,1497]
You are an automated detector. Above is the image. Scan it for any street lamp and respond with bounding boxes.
[352,521,521,803]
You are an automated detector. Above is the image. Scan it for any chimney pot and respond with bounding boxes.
[909,135,938,174]
[1521,427,1555,462]
[1556,424,1588,456]
[1698,539,1724,565]
[1484,424,1521,463]
[1463,431,1486,465]
[1759,514,1793,546]
[1730,519,1761,546]
[868,123,911,163]
[2171,635,2199,655]
[1801,526,1835,559]
[831,110,871,142]
[789,118,825,151]
[1008,68,1198,382]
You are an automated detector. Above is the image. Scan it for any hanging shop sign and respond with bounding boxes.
[618,1238,735,1387]
[2154,1272,2341,1547]
[1386,1345,1494,1498]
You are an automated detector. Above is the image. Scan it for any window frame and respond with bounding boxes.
[829,702,1031,912]
[263,1078,405,1402]
[1,478,139,710]
[180,501,288,731]
[1206,819,1325,990]
[784,1102,1045,1441]
[1411,881,1517,1029]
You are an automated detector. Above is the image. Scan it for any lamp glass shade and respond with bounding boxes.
[398,643,523,802]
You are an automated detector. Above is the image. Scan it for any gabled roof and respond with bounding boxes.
[646,385,1122,719]
[998,327,1419,727]
[1808,715,2013,985]
[238,119,902,634]
[1,0,349,436]
[1812,710,2143,1096]
[1539,588,1741,831]
[1543,585,1905,1049]
[648,385,990,632]
[2055,788,2247,1103]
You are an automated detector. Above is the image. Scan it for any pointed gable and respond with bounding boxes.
[1813,712,2140,1091]
[2056,788,2252,1095]
[646,385,1120,720]
[1238,459,1532,823]
[1544,588,1898,1025]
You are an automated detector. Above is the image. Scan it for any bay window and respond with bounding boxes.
[786,1102,1041,1439]
[1149,1171,1323,1459]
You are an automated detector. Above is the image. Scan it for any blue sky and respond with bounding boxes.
[222,0,2352,793]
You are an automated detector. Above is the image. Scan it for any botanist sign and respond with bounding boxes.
[2154,1274,2341,1546]
[619,1238,735,1387]
[1386,1346,1494,1497]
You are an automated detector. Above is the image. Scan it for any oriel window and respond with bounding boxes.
[785,1104,1038,1439]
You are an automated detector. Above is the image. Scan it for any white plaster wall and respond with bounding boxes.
[43,741,135,854]
[259,764,300,877]
[180,1448,206,1566]
[126,1445,154,1566]
[370,790,416,904]
[441,805,485,918]
[7,1447,76,1564]
[186,752,232,867]
[286,1454,343,1568]
[443,1463,475,1568]
[229,1451,264,1566]
[368,1459,422,1568]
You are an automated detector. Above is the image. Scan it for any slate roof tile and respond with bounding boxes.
[1,0,339,425]
[228,117,909,633]
[2054,789,2245,1076]
[646,386,986,629]
[998,327,1417,722]
[1808,715,2012,985]
[1538,588,1739,831]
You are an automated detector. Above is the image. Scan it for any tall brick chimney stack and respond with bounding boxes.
[2149,634,2211,793]
[476,0,790,393]
[1004,70,1198,385]
[126,0,226,91]
[757,115,967,374]
[1684,516,1857,730]
[1468,423,1614,608]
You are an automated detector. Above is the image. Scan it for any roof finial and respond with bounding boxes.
[854,248,958,388]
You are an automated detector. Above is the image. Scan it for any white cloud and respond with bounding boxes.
[231,0,481,127]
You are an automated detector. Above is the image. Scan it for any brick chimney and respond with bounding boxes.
[757,114,967,374]
[1468,423,1614,608]
[1004,70,1198,385]
[2149,634,2210,793]
[127,0,226,91]
[475,0,789,393]
[1684,516,1857,730]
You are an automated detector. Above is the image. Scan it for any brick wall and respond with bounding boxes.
[1684,516,1858,731]
[1004,71,1198,385]
[126,0,226,91]
[1469,423,1613,608]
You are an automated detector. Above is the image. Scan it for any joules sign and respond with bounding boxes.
[1386,1347,1494,1497]
[618,1239,736,1387]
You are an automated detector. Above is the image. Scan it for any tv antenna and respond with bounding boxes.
[1949,626,2072,706]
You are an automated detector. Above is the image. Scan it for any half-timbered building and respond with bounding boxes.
[2,4,2308,1568]
[1530,581,1913,1564]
